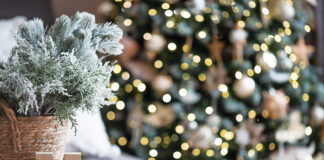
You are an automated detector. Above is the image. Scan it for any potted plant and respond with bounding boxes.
[0,12,123,160]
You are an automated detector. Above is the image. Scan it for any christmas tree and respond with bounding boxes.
[99,0,324,159]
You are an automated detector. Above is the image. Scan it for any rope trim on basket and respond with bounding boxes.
[0,97,21,152]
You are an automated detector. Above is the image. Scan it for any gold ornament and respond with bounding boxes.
[291,37,315,66]
[206,35,224,66]
[262,90,288,119]
[143,103,176,128]
[233,76,256,98]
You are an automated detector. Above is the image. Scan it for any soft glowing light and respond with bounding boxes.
[193,55,201,63]
[192,149,200,156]
[274,35,282,42]
[248,149,255,157]
[161,3,170,9]
[218,84,228,92]
[285,46,292,54]
[148,9,157,16]
[125,84,133,93]
[168,42,177,51]
[181,63,189,70]
[179,88,188,96]
[111,82,120,91]
[248,1,256,8]
[236,114,243,122]
[149,149,158,157]
[269,143,275,150]
[166,21,175,28]
[175,125,184,134]
[123,1,132,8]
[224,131,234,140]
[121,72,130,80]
[163,94,172,103]
[107,111,115,120]
[140,137,149,145]
[205,58,213,66]
[220,148,228,156]
[118,137,127,146]
[148,104,157,113]
[305,126,312,136]
[195,15,204,22]
[235,71,243,79]
[123,19,132,26]
[206,149,214,157]
[262,8,269,15]
[180,10,191,19]
[181,143,189,150]
[165,10,173,17]
[133,79,142,87]
[254,65,262,74]
[154,60,163,69]
[215,138,222,146]
[205,106,214,115]
[253,43,260,51]
[143,33,152,40]
[248,110,256,119]
[304,25,311,32]
[256,143,263,151]
[198,73,206,81]
[247,69,254,77]
[138,83,146,92]
[173,151,181,159]
[116,101,125,110]
[197,31,207,39]
[187,113,196,121]
[113,64,122,74]
[302,93,310,102]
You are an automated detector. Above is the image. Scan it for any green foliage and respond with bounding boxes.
[0,12,123,129]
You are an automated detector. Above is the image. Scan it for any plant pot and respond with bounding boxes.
[0,98,68,160]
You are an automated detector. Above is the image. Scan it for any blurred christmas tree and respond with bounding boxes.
[99,0,324,159]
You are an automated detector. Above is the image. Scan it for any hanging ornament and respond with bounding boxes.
[127,102,144,146]
[206,35,225,65]
[187,125,215,149]
[269,143,315,160]
[277,50,293,71]
[235,124,250,147]
[229,23,248,61]
[206,114,221,129]
[275,111,306,143]
[203,66,229,93]
[262,89,288,119]
[143,103,176,128]
[151,74,173,93]
[269,70,290,84]
[179,87,201,105]
[119,36,140,64]
[256,51,277,71]
[124,60,158,82]
[268,0,295,21]
[245,119,265,146]
[311,103,324,125]
[96,1,118,22]
[193,0,206,12]
[144,33,166,61]
[233,76,256,98]
[291,37,315,66]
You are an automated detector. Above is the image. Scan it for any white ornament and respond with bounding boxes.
[188,125,215,149]
[233,76,256,98]
[152,75,173,93]
[312,104,324,124]
[193,0,206,12]
[206,114,221,128]
[257,51,277,71]
[269,143,315,160]
[235,126,250,146]
[229,28,248,44]
[269,0,295,21]
[145,34,166,52]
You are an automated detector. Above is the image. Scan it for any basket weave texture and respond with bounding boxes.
[0,98,68,160]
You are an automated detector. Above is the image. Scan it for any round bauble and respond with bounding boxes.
[262,90,288,119]
[311,104,324,125]
[119,36,140,63]
[269,0,295,21]
[229,27,248,44]
[235,126,250,146]
[96,1,118,21]
[188,125,215,149]
[256,51,277,71]
[233,76,256,98]
[206,114,221,129]
[151,75,173,93]
[145,33,166,53]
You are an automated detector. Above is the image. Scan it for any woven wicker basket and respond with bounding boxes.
[0,98,68,160]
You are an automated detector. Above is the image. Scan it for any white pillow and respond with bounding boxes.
[66,110,122,159]
[0,16,26,62]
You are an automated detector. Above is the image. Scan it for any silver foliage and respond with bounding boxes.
[0,12,123,129]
